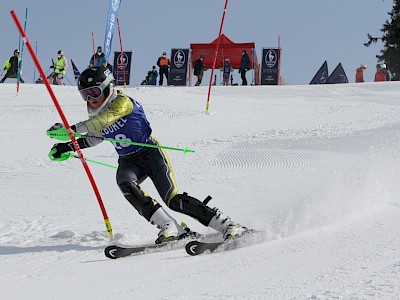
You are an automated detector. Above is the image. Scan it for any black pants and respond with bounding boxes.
[116,138,177,204]
[116,137,218,225]
[240,69,247,85]
[0,71,24,83]
[159,68,169,85]
[195,73,203,86]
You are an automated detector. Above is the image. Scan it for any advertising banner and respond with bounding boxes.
[113,51,132,85]
[104,0,122,61]
[261,48,280,85]
[169,49,189,86]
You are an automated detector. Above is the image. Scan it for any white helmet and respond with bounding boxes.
[360,64,366,69]
[380,63,386,69]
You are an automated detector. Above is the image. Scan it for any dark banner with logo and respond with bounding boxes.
[113,51,132,86]
[261,48,280,85]
[169,48,189,86]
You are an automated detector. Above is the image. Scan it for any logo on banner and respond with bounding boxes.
[265,50,277,68]
[112,0,120,11]
[117,53,128,70]
[173,50,186,68]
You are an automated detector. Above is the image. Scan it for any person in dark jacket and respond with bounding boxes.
[193,55,205,86]
[89,46,108,68]
[222,58,232,86]
[1,49,24,83]
[144,66,158,85]
[156,52,170,85]
[239,50,250,85]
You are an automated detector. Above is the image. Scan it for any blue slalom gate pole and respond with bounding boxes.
[16,8,28,94]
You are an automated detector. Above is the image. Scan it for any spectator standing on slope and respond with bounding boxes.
[194,55,205,86]
[222,58,233,86]
[0,49,24,83]
[49,50,68,85]
[90,46,108,68]
[355,64,366,83]
[374,64,386,82]
[157,51,170,86]
[239,50,250,86]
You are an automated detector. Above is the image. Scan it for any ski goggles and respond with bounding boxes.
[79,86,103,101]
[78,79,110,101]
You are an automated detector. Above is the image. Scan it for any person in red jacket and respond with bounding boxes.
[355,64,366,83]
[374,64,386,82]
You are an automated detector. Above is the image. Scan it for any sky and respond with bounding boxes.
[1,80,400,298]
[0,0,394,86]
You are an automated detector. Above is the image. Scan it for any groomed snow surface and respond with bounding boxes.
[1,82,399,299]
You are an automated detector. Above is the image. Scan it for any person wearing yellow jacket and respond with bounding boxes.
[49,50,68,85]
[1,49,24,83]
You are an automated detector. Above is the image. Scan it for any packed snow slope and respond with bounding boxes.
[1,82,400,299]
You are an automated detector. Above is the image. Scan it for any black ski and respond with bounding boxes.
[105,228,203,259]
[185,240,223,256]
[105,243,176,259]
[185,230,263,256]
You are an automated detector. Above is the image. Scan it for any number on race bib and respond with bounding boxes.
[111,134,132,149]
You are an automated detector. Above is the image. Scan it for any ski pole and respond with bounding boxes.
[71,154,117,169]
[64,75,74,86]
[46,129,195,154]
[101,136,195,154]
[11,10,114,240]
[49,151,117,169]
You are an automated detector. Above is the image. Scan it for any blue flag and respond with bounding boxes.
[103,0,122,62]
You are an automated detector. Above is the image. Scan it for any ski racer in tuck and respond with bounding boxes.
[47,66,249,244]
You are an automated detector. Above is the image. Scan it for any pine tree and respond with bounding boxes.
[365,0,400,80]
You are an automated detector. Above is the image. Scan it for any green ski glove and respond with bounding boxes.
[46,123,79,141]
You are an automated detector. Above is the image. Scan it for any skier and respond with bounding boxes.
[0,49,24,83]
[47,66,249,244]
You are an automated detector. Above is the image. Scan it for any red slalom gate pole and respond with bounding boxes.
[92,32,96,66]
[10,10,114,240]
[205,0,229,114]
